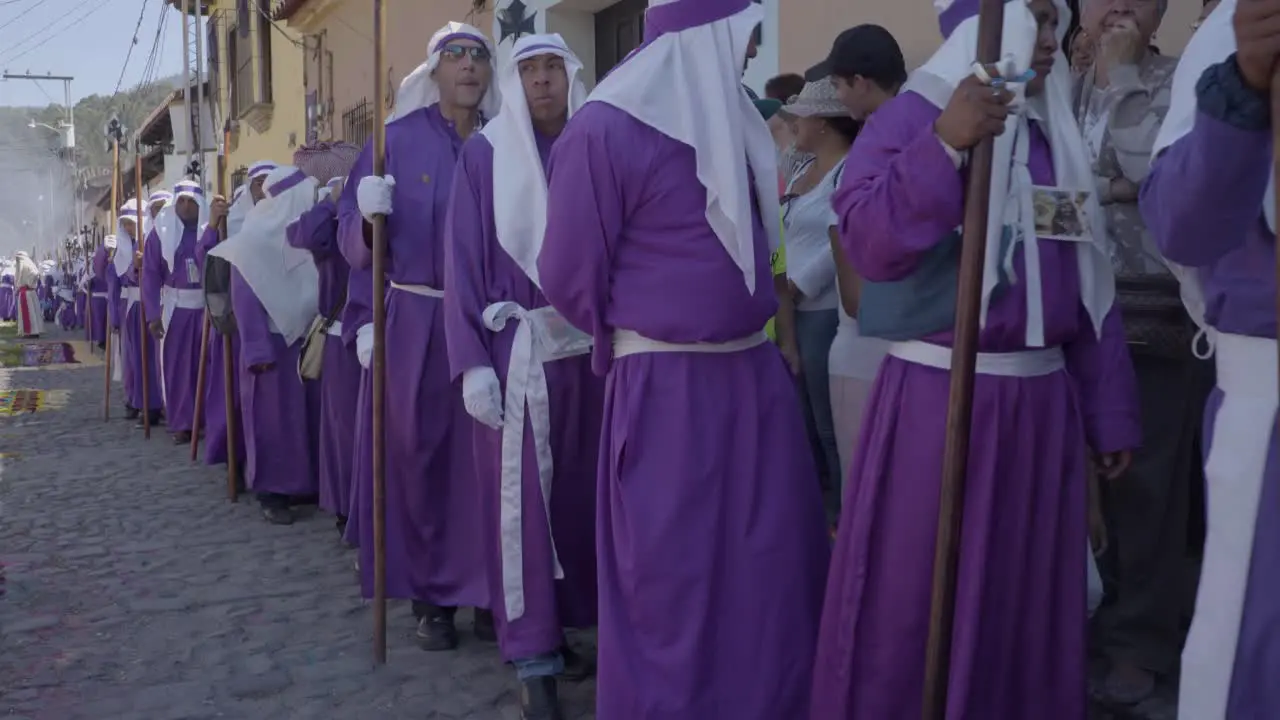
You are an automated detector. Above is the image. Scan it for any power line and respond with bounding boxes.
[0,0,47,34]
[112,0,151,96]
[0,0,122,67]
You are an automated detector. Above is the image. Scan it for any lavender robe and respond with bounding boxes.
[88,247,108,346]
[143,225,205,433]
[340,266,373,549]
[337,104,487,607]
[230,264,317,497]
[109,244,163,412]
[1140,109,1280,715]
[810,92,1141,719]
[539,102,830,718]
[287,200,360,518]
[444,132,601,661]
[196,227,244,467]
[0,276,14,321]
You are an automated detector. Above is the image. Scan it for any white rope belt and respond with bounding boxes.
[390,281,444,298]
[326,319,343,338]
[162,287,205,311]
[91,292,108,299]
[611,329,767,358]
[483,301,593,621]
[888,340,1064,377]
[121,286,140,306]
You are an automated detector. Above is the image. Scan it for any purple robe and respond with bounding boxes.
[810,92,1141,719]
[336,104,487,607]
[539,102,830,718]
[143,225,205,433]
[444,132,601,661]
[1140,109,1280,715]
[196,227,245,467]
[229,263,317,497]
[74,287,86,329]
[287,199,360,518]
[108,240,163,412]
[339,266,373,549]
[88,247,109,345]
[0,276,14,322]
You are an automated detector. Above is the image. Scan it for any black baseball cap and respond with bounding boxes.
[805,25,906,87]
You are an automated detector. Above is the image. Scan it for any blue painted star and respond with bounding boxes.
[498,0,537,44]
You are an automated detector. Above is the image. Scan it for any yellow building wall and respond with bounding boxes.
[210,0,307,187]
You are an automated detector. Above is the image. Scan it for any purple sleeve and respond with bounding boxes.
[141,231,165,321]
[337,141,375,270]
[443,141,495,381]
[340,265,372,348]
[92,246,107,279]
[1063,305,1143,453]
[1139,112,1270,267]
[835,92,965,282]
[195,226,220,267]
[286,201,339,258]
[539,112,627,377]
[230,267,275,366]
[106,265,121,329]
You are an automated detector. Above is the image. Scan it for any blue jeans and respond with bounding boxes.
[795,309,841,516]
[514,651,563,681]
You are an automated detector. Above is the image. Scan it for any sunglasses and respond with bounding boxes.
[440,44,491,62]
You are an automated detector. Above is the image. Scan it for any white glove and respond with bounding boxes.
[462,366,504,430]
[356,323,373,370]
[356,175,396,223]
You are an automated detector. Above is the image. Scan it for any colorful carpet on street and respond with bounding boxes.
[20,342,78,367]
[0,389,70,415]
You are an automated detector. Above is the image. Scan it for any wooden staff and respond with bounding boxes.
[371,0,389,665]
[135,152,152,440]
[921,0,1006,717]
[103,139,120,422]
[190,139,226,464]
[221,130,240,502]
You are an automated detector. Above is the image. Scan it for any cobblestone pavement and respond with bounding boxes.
[0,329,596,720]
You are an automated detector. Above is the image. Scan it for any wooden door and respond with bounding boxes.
[594,0,648,81]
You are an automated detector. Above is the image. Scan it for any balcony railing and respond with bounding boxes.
[342,99,373,149]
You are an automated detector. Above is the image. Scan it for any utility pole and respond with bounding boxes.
[4,72,80,244]
[181,0,206,186]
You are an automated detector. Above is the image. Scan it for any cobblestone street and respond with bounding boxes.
[0,329,596,720]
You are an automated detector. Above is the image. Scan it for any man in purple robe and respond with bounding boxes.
[286,142,361,535]
[88,246,108,349]
[809,0,1141,717]
[339,21,496,650]
[143,181,209,445]
[109,202,164,426]
[538,2,830,717]
[0,264,14,322]
[1141,0,1280,713]
[197,164,272,469]
[444,34,599,718]
[210,165,321,524]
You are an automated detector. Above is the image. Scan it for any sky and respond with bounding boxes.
[0,0,184,108]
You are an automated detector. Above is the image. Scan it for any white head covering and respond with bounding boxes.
[1148,0,1235,345]
[480,34,587,288]
[208,165,320,346]
[104,234,117,250]
[113,202,142,277]
[901,0,1112,345]
[227,161,278,238]
[389,22,501,124]
[153,180,210,270]
[586,0,779,294]
[14,251,39,287]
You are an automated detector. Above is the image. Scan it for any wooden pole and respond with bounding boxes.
[920,0,1006,716]
[190,137,227,464]
[371,0,389,666]
[135,152,152,440]
[103,139,119,422]
[220,129,239,503]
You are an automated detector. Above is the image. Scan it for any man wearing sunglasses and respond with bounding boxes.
[337,21,499,654]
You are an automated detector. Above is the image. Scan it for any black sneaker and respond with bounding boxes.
[416,610,458,652]
[473,608,497,642]
[520,676,564,720]
[261,505,294,525]
[559,644,595,682]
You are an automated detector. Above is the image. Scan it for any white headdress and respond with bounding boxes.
[388,22,501,124]
[585,0,779,294]
[480,33,587,287]
[902,0,1113,345]
[208,165,320,346]
[113,202,142,277]
[155,180,210,270]
[227,161,278,238]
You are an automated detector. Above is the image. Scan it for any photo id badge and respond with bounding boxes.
[185,258,200,285]
[1032,186,1094,243]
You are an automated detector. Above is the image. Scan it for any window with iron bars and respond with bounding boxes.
[342,99,373,149]
[230,166,248,193]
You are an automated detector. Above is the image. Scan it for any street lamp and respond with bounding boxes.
[27,119,74,149]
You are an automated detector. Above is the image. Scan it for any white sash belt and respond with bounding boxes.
[327,319,344,338]
[390,281,444,298]
[612,329,767,358]
[122,286,140,305]
[1180,333,1277,720]
[888,340,1064,377]
[483,301,593,621]
[91,292,108,299]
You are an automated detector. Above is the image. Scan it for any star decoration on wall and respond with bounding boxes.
[498,0,537,44]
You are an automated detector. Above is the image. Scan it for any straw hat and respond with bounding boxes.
[780,79,847,118]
